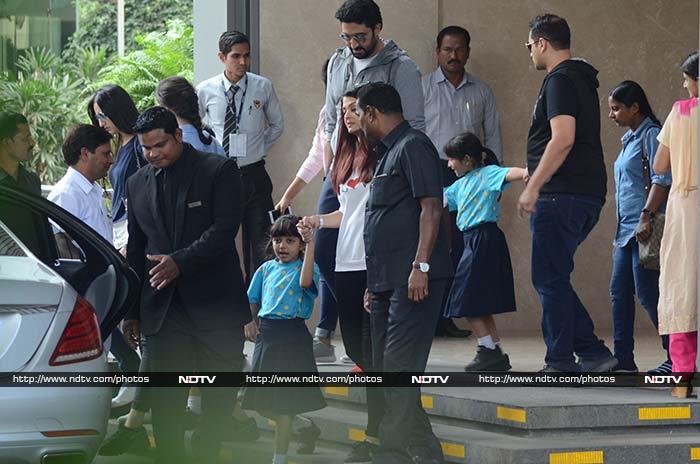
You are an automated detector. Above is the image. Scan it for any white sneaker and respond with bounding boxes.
[111,385,136,408]
[313,339,336,363]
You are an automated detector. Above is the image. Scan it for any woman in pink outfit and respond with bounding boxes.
[654,51,699,398]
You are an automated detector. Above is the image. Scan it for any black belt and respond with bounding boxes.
[239,159,265,172]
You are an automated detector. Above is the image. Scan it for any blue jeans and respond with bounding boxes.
[610,239,670,368]
[314,175,339,338]
[531,194,611,371]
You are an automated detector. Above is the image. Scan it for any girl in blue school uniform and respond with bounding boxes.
[242,215,326,464]
[443,132,527,372]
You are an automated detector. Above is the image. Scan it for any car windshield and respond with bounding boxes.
[0,221,27,257]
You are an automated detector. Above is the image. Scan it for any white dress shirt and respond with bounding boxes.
[48,167,113,243]
[422,68,503,161]
[196,71,284,167]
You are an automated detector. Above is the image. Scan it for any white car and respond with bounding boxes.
[0,184,137,464]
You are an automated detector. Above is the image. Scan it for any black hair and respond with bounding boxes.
[356,82,403,115]
[528,14,571,50]
[62,124,113,166]
[443,132,499,168]
[334,0,382,29]
[609,80,661,126]
[0,112,28,143]
[219,31,249,55]
[681,51,699,80]
[437,25,471,49]
[266,214,304,259]
[156,76,216,146]
[87,85,139,135]
[133,107,179,136]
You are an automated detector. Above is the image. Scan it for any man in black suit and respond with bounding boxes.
[122,107,250,463]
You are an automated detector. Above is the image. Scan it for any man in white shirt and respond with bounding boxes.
[48,124,114,254]
[196,30,284,281]
[49,123,142,412]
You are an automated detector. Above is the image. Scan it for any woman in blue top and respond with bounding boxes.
[87,85,143,417]
[156,76,226,156]
[607,80,671,373]
[88,85,145,252]
[443,132,526,372]
[243,215,325,464]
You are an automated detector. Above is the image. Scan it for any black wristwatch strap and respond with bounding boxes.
[641,208,656,219]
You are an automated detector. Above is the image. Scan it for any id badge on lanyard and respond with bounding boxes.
[222,75,249,158]
[229,133,247,158]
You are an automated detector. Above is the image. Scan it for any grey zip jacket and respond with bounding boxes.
[324,40,425,147]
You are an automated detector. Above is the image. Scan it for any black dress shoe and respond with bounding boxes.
[229,416,260,442]
[436,319,472,338]
[99,423,150,456]
[296,419,321,454]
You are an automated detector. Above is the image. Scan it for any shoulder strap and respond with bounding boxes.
[640,125,661,201]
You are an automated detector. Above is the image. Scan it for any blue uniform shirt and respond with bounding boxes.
[444,164,510,231]
[180,124,226,157]
[613,117,672,247]
[247,258,320,320]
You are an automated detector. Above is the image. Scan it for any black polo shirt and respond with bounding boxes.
[0,164,41,195]
[364,121,452,292]
[0,165,54,261]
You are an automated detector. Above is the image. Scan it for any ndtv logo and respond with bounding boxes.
[411,375,450,384]
[644,375,682,385]
[178,375,217,384]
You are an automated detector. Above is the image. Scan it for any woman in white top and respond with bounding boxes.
[302,90,383,458]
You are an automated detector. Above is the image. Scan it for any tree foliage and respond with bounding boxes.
[94,19,194,109]
[65,0,193,59]
[1,16,193,184]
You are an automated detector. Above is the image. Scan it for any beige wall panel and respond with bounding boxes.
[259,0,697,333]
[440,0,698,333]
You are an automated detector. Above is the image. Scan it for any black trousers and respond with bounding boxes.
[370,281,448,464]
[437,161,465,331]
[240,160,274,282]
[335,271,385,439]
[146,303,245,464]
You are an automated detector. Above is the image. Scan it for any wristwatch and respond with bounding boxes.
[641,208,656,219]
[412,262,430,273]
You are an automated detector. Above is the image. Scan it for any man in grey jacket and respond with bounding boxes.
[323,0,424,167]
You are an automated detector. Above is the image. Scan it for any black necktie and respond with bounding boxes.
[222,85,240,156]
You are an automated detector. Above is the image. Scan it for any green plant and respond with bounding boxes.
[0,49,85,183]
[65,0,192,59]
[95,19,193,109]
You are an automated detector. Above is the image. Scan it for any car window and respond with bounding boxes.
[0,222,26,256]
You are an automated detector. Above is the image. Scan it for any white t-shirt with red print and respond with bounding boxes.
[336,176,370,272]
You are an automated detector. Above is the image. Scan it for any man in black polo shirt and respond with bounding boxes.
[0,113,39,195]
[519,14,616,373]
[0,112,54,261]
[357,82,452,464]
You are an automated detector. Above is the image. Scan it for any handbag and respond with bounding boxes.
[638,127,664,270]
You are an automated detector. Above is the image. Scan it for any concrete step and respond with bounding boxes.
[321,386,700,435]
[254,406,700,464]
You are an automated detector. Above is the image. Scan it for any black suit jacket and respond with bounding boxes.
[125,144,251,335]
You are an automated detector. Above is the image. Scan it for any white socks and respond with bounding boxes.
[187,395,201,414]
[272,453,287,464]
[478,335,496,350]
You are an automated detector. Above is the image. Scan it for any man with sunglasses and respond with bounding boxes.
[519,14,615,373]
